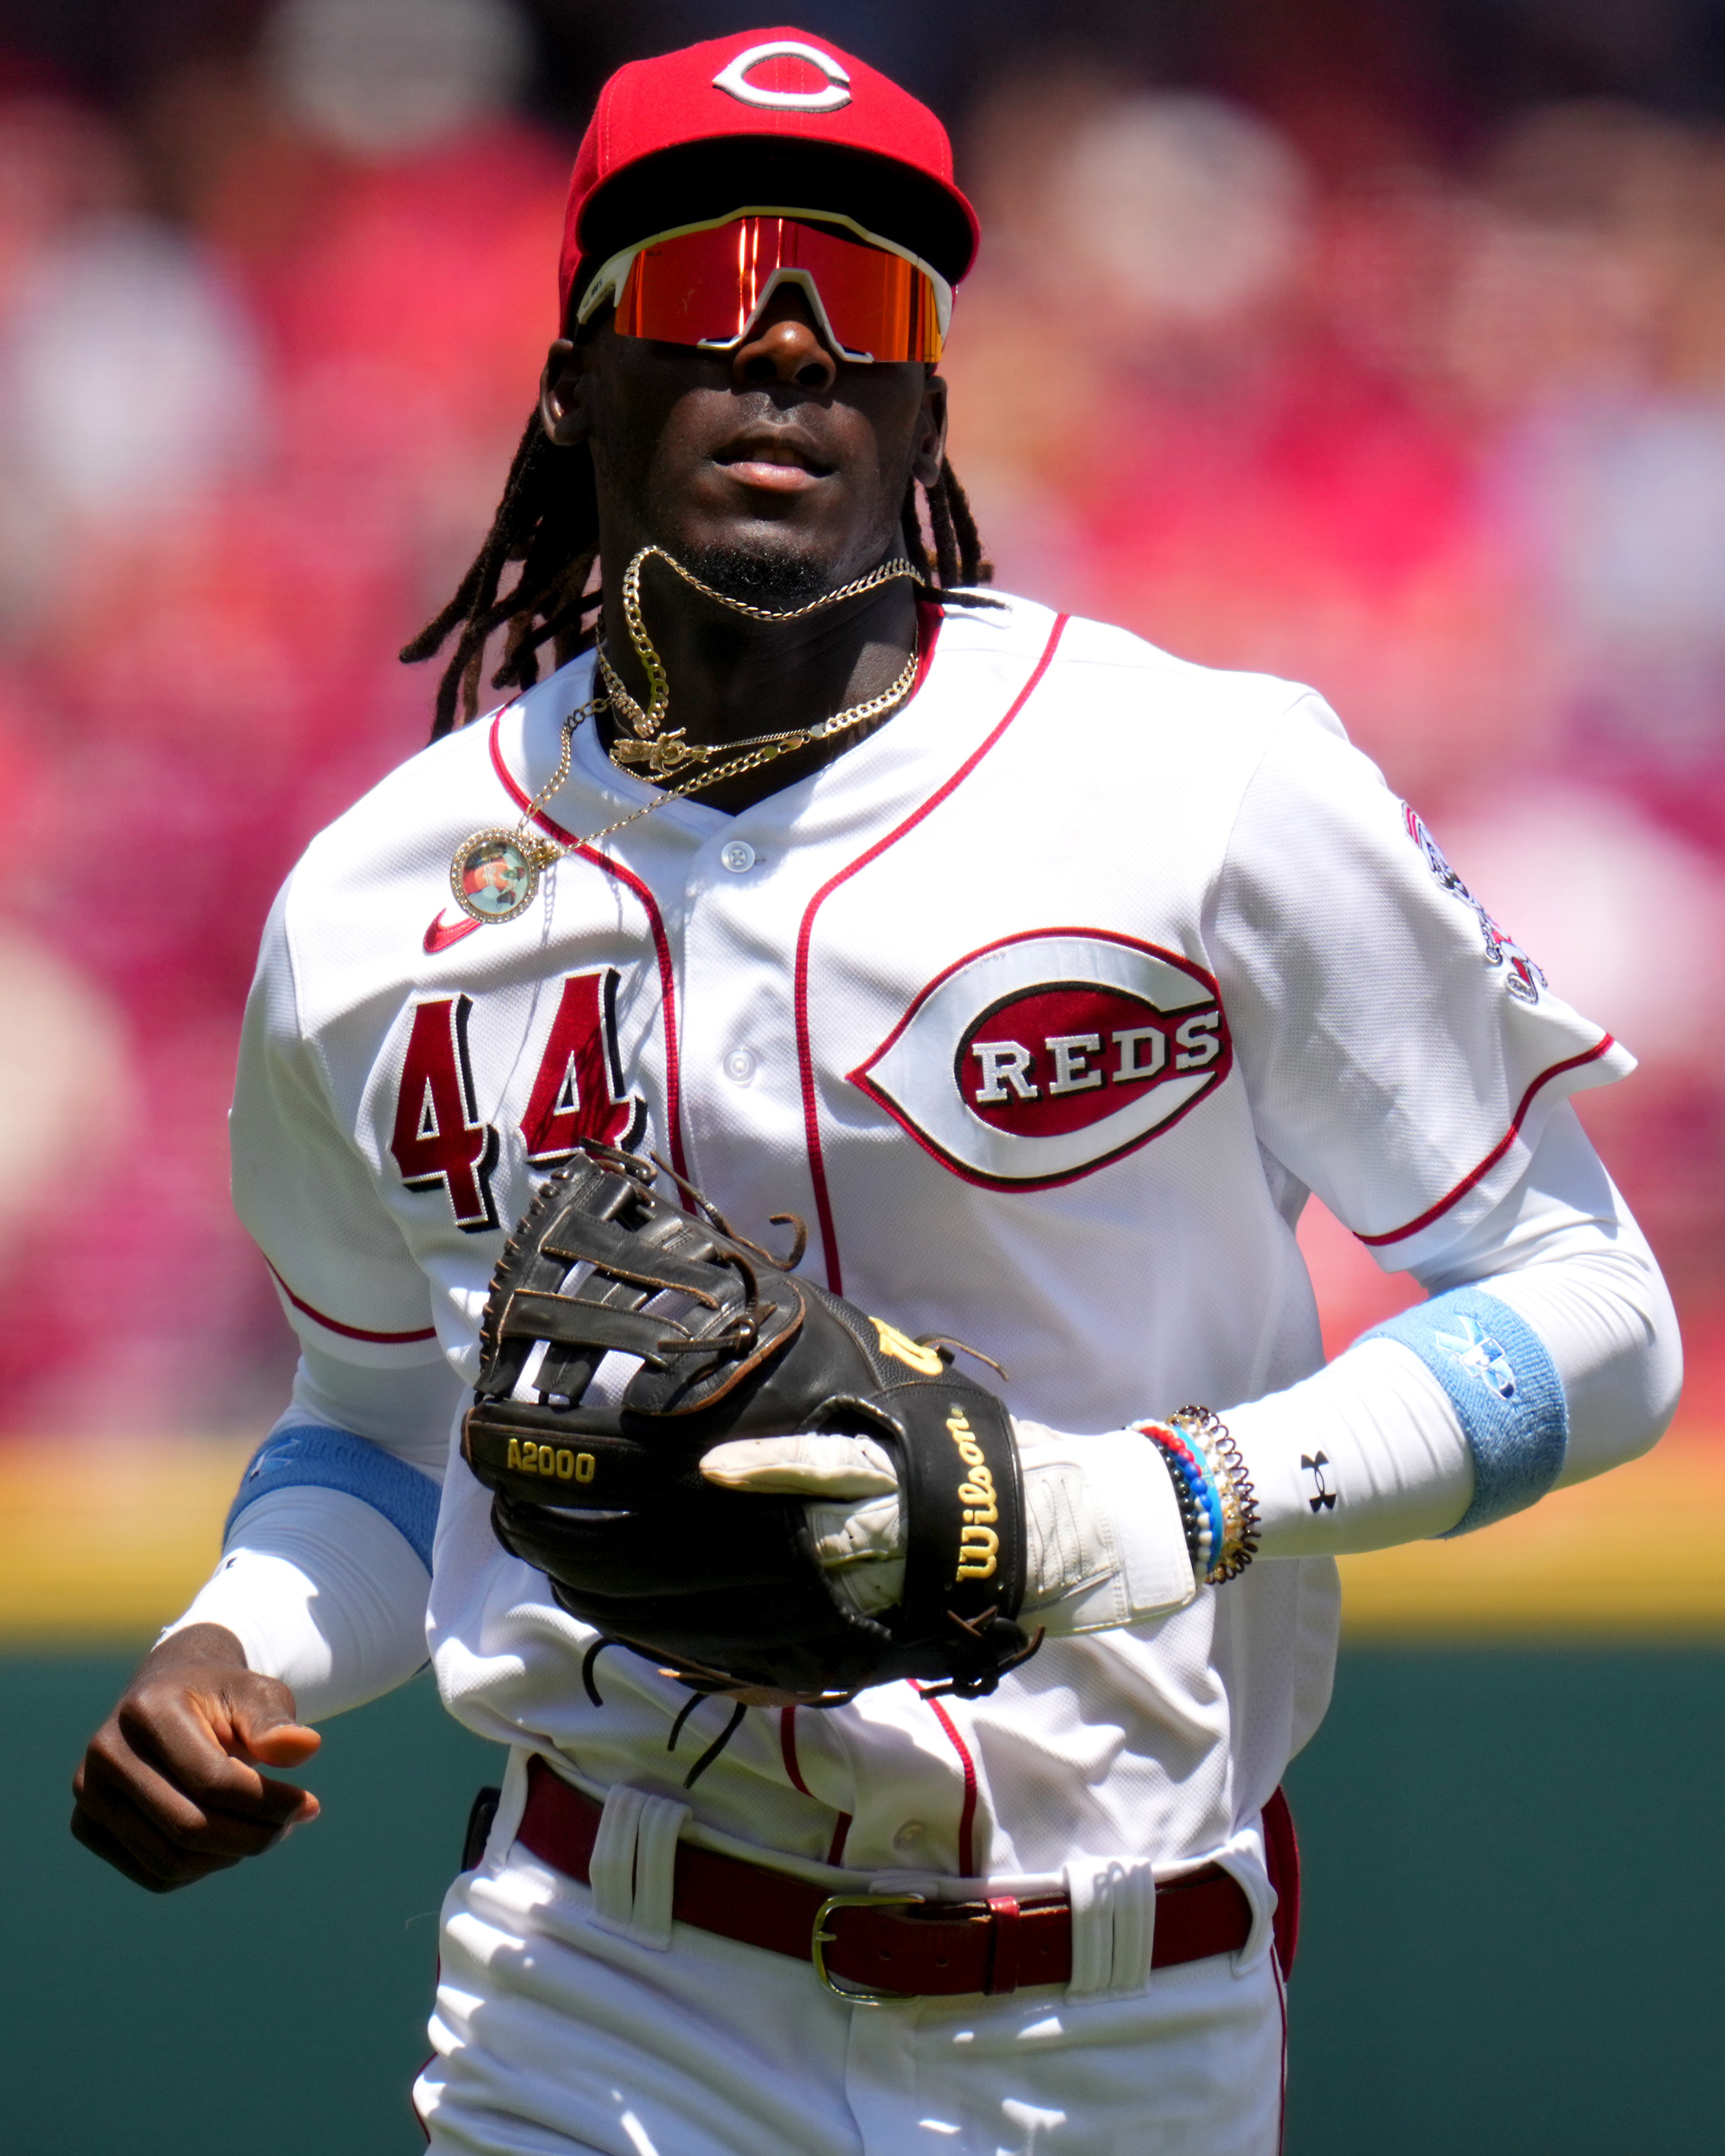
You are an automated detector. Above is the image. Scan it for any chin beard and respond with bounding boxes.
[670,542,844,610]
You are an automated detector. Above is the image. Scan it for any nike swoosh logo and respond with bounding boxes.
[423,909,481,954]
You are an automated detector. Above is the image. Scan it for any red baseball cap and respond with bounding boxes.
[558,28,979,327]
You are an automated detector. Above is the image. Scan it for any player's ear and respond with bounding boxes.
[911,370,947,491]
[539,338,591,448]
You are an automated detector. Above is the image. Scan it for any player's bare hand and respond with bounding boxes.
[70,1623,322,1893]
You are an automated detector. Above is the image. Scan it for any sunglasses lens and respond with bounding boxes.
[614,217,943,362]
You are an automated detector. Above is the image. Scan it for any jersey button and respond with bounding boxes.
[724,1049,756,1084]
[719,839,756,874]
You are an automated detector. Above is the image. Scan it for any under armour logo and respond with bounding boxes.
[1433,1315,1516,1401]
[1301,1451,1337,1513]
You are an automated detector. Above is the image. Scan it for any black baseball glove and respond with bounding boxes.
[462,1146,1036,1709]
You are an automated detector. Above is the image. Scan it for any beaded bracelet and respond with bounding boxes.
[1171,1406,1261,1584]
[1135,1407,1261,1587]
[1151,1423,1223,1579]
[1157,1456,1213,1580]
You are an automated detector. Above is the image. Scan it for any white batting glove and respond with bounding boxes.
[700,1421,1197,1636]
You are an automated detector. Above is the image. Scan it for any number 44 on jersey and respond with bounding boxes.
[388,970,646,1232]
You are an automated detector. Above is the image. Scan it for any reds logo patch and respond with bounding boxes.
[850,932,1232,1190]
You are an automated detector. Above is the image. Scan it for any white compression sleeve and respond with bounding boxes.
[1413,1104,1681,1489]
[1225,1342,1473,1555]
[168,1489,434,1721]
[1228,1102,1680,1557]
[161,1348,466,1716]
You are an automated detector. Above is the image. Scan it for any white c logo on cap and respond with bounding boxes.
[712,40,853,113]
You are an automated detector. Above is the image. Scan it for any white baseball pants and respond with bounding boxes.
[413,1838,1287,2155]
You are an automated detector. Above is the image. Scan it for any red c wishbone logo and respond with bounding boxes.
[850,931,1232,1191]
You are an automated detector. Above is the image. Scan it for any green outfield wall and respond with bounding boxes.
[5,1649,1719,2155]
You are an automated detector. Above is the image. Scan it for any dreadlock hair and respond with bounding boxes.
[401,416,996,742]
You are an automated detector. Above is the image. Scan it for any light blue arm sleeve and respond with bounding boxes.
[1363,1287,1568,1536]
[226,1425,440,1571]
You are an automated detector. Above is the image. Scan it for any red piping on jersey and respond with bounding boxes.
[1356,1034,1618,1247]
[782,1704,856,1866]
[793,611,1070,1291]
[918,1686,981,1878]
[266,1261,438,1345]
[489,714,687,1178]
[779,1706,811,1796]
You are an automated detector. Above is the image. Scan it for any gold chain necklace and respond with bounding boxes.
[447,546,920,927]
[599,643,917,780]
[604,544,915,771]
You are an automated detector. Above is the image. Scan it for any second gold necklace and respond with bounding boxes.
[447,545,920,926]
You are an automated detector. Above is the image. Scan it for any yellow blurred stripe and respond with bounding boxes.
[1340,1434,1725,1638]
[0,1440,252,1642]
[0,1432,1720,1644]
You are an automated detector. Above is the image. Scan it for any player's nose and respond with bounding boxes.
[732,293,838,393]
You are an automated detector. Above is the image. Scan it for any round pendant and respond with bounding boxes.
[450,830,543,924]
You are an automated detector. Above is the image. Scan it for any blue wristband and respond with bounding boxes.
[1363,1287,1568,1536]
[225,1424,440,1572]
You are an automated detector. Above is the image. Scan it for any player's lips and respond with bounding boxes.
[712,430,834,493]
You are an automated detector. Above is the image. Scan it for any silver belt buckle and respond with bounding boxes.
[810,1892,926,2003]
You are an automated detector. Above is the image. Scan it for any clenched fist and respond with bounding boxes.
[71,1624,321,1893]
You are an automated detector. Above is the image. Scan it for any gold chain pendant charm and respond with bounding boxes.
[450,829,555,923]
[446,693,600,926]
[608,731,709,779]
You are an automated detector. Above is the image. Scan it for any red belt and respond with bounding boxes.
[516,1755,1255,2001]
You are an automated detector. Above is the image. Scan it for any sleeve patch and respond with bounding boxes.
[1363,1287,1568,1536]
[225,1425,440,1571]
[1401,803,1547,1007]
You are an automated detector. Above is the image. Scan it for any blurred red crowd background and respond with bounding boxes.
[2,0,1722,1442]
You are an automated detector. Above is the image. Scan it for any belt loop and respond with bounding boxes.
[588,1784,690,1951]
[984,1895,1022,1995]
[479,1747,533,1874]
[1063,1856,1156,1999]
[1217,1850,1277,1974]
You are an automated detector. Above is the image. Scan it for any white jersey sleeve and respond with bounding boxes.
[1213,696,1634,1274]
[231,891,446,1366]
[178,893,466,1715]
[275,1342,464,1478]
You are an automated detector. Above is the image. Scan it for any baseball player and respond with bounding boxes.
[71,30,1679,2156]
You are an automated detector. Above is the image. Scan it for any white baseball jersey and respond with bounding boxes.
[232,590,1630,1893]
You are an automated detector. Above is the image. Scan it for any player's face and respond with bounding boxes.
[539,280,947,595]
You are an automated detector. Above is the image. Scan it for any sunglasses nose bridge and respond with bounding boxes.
[732,299,840,393]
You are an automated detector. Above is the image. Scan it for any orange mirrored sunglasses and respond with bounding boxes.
[577,210,951,364]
